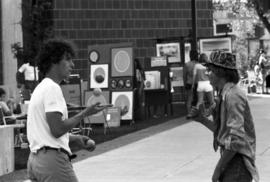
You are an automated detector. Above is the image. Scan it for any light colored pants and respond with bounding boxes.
[27,149,78,182]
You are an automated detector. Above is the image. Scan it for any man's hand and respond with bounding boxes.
[81,102,107,117]
[76,135,96,151]
[69,134,96,152]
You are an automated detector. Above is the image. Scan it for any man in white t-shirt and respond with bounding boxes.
[27,39,108,182]
[18,61,39,92]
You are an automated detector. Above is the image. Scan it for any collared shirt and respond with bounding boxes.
[214,82,259,182]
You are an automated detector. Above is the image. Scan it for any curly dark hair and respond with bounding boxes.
[37,39,76,78]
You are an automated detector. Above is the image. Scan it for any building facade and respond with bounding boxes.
[0,0,213,92]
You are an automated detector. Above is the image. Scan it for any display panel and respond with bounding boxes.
[156,42,181,63]
[111,47,133,77]
[111,91,133,120]
[84,90,110,124]
[199,37,232,58]
[90,64,109,89]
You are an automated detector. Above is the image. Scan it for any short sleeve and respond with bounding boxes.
[44,84,66,115]
[18,64,26,73]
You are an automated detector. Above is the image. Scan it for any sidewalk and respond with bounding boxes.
[73,95,270,182]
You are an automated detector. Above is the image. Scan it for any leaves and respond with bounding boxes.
[11,0,53,65]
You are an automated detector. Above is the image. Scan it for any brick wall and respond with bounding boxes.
[52,0,213,80]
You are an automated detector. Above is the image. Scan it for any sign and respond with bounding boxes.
[170,67,184,87]
[106,107,121,127]
[151,56,167,67]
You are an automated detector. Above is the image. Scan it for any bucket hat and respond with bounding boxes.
[208,50,237,70]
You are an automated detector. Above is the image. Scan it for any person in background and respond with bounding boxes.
[186,53,215,119]
[193,50,259,182]
[6,97,21,115]
[18,59,39,92]
[0,88,12,116]
[134,58,146,120]
[183,49,198,116]
[27,39,108,182]
[265,70,270,94]
[258,49,268,93]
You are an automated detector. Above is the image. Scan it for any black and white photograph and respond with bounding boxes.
[1,0,269,182]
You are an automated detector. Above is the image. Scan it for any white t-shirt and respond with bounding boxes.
[18,63,39,81]
[27,78,71,154]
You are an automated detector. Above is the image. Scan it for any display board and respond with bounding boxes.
[156,42,181,63]
[84,90,110,124]
[61,84,81,106]
[199,37,232,58]
[111,47,133,77]
[106,107,121,127]
[111,91,133,120]
[144,71,161,89]
[90,64,109,89]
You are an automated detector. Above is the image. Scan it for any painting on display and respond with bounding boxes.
[111,47,133,77]
[199,37,232,58]
[84,90,110,124]
[90,64,108,89]
[111,91,133,120]
[169,67,184,87]
[156,42,181,63]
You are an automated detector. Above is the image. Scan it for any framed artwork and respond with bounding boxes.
[156,42,181,63]
[111,91,133,120]
[90,64,109,89]
[84,90,110,124]
[111,47,133,77]
[199,37,232,58]
[61,84,81,106]
[150,56,167,67]
[169,67,184,87]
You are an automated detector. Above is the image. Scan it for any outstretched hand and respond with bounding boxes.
[81,102,107,117]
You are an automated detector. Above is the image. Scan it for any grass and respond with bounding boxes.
[0,103,186,182]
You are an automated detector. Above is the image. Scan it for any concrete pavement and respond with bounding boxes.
[73,95,270,182]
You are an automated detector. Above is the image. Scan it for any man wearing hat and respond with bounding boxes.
[193,50,259,182]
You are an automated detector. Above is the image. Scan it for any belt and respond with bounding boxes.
[37,146,77,161]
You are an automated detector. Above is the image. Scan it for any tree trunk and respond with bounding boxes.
[251,0,270,34]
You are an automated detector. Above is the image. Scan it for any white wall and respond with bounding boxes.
[1,0,22,98]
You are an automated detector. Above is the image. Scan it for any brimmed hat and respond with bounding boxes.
[208,50,237,70]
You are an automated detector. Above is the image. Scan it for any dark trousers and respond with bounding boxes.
[219,153,252,182]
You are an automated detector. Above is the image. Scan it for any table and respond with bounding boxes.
[0,124,25,175]
[144,89,173,118]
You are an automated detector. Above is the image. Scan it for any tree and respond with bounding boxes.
[249,0,270,34]
[11,0,53,67]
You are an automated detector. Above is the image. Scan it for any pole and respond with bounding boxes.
[191,0,197,51]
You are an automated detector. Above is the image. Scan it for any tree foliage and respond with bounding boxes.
[11,0,53,66]
[213,0,270,75]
